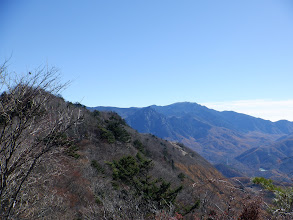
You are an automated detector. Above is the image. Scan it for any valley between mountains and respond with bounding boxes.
[91,102,293,182]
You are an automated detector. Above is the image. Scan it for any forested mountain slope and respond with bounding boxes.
[236,134,293,181]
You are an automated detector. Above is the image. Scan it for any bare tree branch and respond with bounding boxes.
[0,63,79,218]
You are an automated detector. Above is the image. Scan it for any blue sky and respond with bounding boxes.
[1,0,293,121]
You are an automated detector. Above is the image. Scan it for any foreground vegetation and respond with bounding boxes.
[0,63,292,219]
[252,177,293,218]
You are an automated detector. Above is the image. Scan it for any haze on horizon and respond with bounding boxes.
[1,0,293,122]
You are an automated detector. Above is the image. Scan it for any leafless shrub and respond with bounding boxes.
[238,197,262,220]
[0,64,79,218]
[191,178,266,219]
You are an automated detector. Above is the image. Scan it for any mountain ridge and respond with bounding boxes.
[89,102,293,131]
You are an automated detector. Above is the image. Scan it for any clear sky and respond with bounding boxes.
[1,0,293,121]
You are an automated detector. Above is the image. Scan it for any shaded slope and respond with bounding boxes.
[214,164,245,178]
[126,106,176,138]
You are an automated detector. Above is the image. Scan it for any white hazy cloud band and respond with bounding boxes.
[203,100,293,122]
